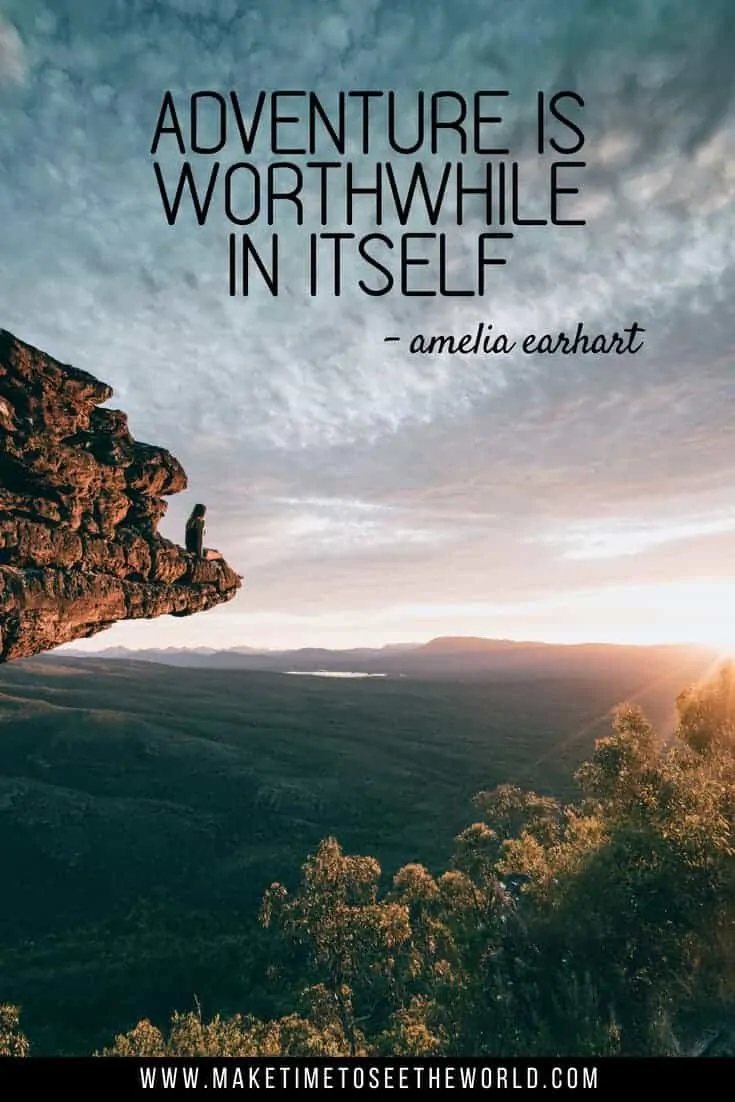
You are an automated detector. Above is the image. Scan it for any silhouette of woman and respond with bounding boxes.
[185,503,206,557]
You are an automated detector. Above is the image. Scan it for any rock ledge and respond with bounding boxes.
[0,329,242,661]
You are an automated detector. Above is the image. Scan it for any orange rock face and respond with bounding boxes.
[0,329,242,661]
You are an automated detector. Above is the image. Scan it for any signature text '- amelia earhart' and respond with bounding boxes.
[390,321,646,355]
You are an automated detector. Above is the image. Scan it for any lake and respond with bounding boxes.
[285,670,388,679]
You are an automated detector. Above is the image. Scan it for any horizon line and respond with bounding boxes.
[58,634,721,655]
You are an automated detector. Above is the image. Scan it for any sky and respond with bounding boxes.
[1,0,735,652]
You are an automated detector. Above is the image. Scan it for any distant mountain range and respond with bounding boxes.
[57,636,720,682]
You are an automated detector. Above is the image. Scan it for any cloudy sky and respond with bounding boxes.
[1,0,735,651]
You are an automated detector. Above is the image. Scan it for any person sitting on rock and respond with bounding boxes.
[185,503,206,557]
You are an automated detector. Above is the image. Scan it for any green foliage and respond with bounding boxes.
[12,660,735,1056]
[0,657,612,1053]
[101,988,363,1057]
[260,661,735,1056]
[261,838,413,1054]
[0,1004,29,1056]
[676,662,735,754]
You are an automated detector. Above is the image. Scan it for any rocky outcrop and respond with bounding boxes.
[0,329,242,661]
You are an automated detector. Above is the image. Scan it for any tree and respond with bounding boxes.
[0,1004,29,1057]
[97,662,735,1058]
[260,837,412,1054]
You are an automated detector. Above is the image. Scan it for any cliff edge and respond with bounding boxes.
[0,329,242,661]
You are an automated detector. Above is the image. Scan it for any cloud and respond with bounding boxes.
[540,511,735,561]
[0,18,24,84]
